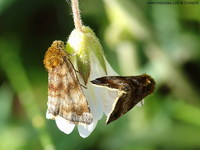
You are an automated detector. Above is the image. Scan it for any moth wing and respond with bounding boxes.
[47,59,93,125]
[46,69,61,120]
[91,76,131,124]
[106,92,128,124]
[92,75,155,124]
[106,87,143,124]
[91,76,127,90]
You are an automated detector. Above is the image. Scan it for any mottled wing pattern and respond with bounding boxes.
[91,74,155,124]
[44,40,93,125]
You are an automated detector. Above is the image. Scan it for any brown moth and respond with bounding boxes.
[43,40,93,125]
[91,74,155,124]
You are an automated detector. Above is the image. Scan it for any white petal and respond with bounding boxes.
[46,111,55,120]
[101,59,119,115]
[55,116,75,134]
[137,100,144,106]
[91,57,120,116]
[82,83,103,120]
[81,52,107,121]
[101,88,119,116]
[105,58,118,76]
[78,120,98,138]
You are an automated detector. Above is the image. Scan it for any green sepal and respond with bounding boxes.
[76,52,90,85]
[83,27,107,75]
[66,26,107,85]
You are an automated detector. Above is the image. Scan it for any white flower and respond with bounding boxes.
[78,55,119,138]
[54,26,119,138]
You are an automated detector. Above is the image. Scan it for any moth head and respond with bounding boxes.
[138,74,155,96]
[44,40,67,71]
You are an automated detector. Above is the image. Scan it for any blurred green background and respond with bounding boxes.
[0,0,200,150]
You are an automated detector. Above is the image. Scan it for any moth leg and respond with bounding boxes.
[66,51,77,56]
[70,52,77,56]
[74,69,80,73]
[67,62,86,89]
[74,70,87,83]
[80,84,87,89]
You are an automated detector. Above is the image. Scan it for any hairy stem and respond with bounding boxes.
[71,0,83,32]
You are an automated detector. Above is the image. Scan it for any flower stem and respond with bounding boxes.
[71,0,83,32]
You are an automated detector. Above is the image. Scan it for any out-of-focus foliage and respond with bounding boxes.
[0,0,200,150]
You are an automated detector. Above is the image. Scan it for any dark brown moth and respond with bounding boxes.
[91,74,155,124]
[43,40,93,125]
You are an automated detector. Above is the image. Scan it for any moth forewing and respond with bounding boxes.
[91,74,155,124]
[44,40,93,125]
[105,90,125,124]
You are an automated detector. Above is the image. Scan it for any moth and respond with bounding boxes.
[43,40,93,125]
[91,74,155,124]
